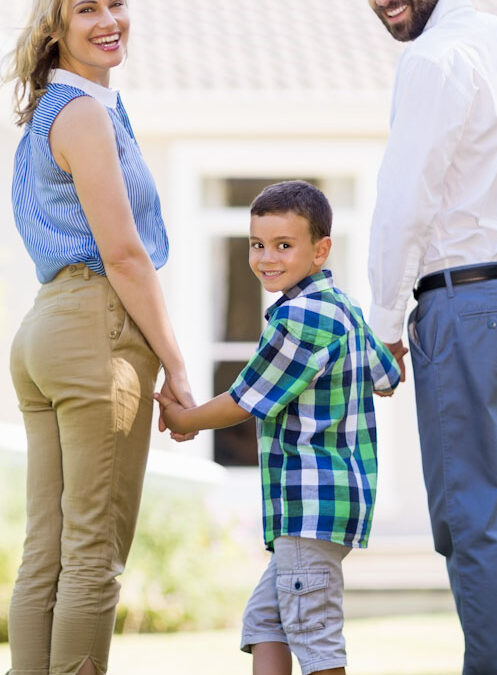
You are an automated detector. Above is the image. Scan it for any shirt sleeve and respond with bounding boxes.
[365,328,401,392]
[368,52,473,342]
[229,320,322,420]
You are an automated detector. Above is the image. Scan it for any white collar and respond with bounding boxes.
[50,69,118,109]
[424,0,475,33]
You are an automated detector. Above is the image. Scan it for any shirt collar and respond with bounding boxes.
[424,0,474,33]
[50,69,118,109]
[265,269,334,320]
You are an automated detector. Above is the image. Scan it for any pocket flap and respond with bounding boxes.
[276,570,329,595]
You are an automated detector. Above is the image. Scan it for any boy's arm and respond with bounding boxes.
[155,390,252,435]
[366,329,402,394]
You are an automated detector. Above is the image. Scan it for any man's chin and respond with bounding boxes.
[388,24,415,41]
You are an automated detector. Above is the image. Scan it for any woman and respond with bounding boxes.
[6,1,194,673]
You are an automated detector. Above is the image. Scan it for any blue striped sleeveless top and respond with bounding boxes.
[12,69,169,283]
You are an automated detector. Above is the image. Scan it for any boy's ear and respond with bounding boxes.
[314,236,332,264]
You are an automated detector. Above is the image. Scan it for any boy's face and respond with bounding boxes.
[249,211,331,294]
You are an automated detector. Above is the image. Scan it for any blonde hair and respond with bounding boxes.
[6,0,68,126]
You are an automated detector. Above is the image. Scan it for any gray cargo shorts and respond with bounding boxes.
[241,536,350,675]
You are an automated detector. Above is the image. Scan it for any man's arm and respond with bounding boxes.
[155,391,252,435]
[368,53,472,345]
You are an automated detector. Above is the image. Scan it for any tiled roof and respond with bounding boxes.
[121,0,404,92]
[114,0,497,92]
[2,1,496,94]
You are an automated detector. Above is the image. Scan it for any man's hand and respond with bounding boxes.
[385,339,409,382]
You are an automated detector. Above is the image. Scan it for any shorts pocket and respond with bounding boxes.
[276,569,329,633]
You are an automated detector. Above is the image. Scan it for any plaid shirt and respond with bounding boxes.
[230,270,400,550]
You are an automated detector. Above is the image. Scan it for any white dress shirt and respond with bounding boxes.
[368,0,497,343]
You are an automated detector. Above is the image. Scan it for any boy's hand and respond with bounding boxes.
[154,389,195,439]
[156,380,197,441]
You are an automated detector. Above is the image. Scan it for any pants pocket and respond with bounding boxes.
[408,304,437,365]
[276,570,329,633]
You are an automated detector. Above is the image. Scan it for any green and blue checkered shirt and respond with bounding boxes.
[230,270,400,550]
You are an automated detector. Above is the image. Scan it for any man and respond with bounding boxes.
[368,0,497,673]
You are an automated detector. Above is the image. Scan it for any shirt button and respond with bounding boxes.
[294,580,302,590]
[109,329,118,339]
[488,319,497,329]
[108,303,115,311]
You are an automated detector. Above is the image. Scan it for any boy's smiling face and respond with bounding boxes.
[249,211,331,294]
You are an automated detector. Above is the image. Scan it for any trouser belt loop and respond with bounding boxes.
[83,266,90,281]
[444,269,455,298]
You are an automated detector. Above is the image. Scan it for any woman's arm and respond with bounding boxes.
[50,96,192,407]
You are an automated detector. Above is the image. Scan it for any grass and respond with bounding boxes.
[0,612,463,674]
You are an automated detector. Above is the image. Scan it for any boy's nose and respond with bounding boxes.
[261,249,277,262]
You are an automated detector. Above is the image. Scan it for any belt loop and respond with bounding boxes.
[83,265,90,281]
[444,269,455,298]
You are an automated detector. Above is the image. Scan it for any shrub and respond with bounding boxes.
[115,475,256,633]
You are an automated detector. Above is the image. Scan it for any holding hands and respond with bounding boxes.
[385,339,409,382]
[156,372,197,441]
[155,386,192,437]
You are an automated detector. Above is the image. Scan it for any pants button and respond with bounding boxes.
[488,319,497,329]
[109,329,118,339]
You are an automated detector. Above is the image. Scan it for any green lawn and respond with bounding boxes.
[0,612,463,674]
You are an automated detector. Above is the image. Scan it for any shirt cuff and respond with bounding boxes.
[228,386,266,421]
[368,303,405,344]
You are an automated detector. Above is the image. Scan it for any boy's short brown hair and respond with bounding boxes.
[250,180,332,242]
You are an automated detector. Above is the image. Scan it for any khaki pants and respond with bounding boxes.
[8,264,160,675]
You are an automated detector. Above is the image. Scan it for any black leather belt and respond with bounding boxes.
[413,263,497,300]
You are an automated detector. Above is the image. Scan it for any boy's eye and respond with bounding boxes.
[278,242,290,249]
[251,242,263,249]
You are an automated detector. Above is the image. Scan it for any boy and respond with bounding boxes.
[156,180,400,675]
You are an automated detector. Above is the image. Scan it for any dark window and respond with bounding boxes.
[214,361,258,466]
[223,237,261,342]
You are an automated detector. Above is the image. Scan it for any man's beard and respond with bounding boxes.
[373,0,438,42]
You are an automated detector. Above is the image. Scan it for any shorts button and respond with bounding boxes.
[69,265,76,272]
[109,329,118,339]
[488,319,497,329]
[294,580,302,590]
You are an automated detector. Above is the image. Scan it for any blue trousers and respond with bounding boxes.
[409,270,497,675]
